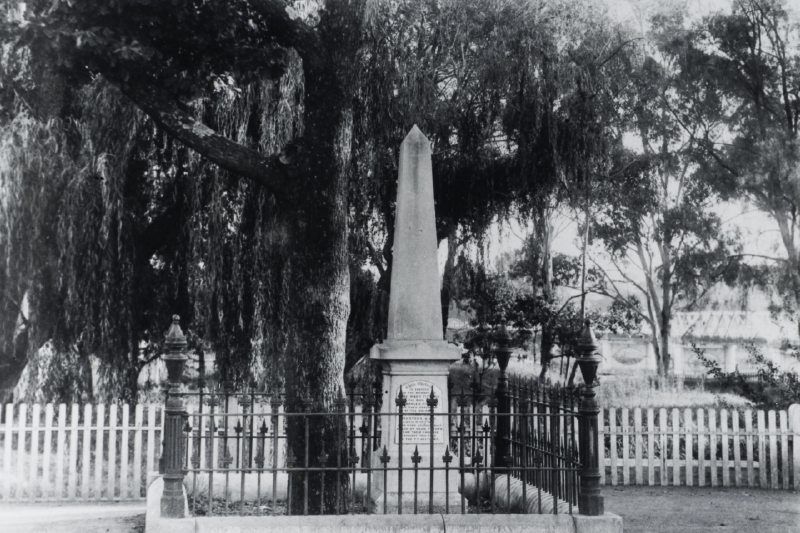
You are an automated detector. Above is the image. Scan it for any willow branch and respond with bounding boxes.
[112,77,292,196]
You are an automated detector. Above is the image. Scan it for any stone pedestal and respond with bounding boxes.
[370,340,461,511]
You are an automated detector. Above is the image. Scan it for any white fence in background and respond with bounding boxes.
[0,403,163,501]
[1,403,798,502]
[600,405,800,489]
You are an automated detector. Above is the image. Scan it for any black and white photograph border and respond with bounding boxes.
[0,0,798,531]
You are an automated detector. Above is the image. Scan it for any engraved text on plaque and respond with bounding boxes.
[394,380,445,444]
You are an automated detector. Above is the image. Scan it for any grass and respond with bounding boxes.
[595,375,752,409]
[449,355,752,409]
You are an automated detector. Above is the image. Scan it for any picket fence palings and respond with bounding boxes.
[684,408,693,487]
[110,405,119,500]
[133,405,143,498]
[17,404,27,499]
[697,409,705,487]
[68,404,79,498]
[3,404,12,499]
[659,408,667,486]
[594,405,797,491]
[121,405,130,499]
[634,408,643,484]
[81,404,92,499]
[4,402,800,501]
[721,409,730,487]
[779,410,788,490]
[709,408,717,487]
[609,407,617,486]
[732,410,742,487]
[622,408,630,485]
[0,402,167,503]
[745,409,755,486]
[768,410,778,489]
[646,408,655,486]
[757,410,766,488]
[671,408,679,486]
[792,406,800,490]
[42,404,53,498]
[95,404,105,499]
[55,404,66,499]
[30,404,40,499]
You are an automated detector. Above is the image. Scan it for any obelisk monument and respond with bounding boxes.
[370,125,461,510]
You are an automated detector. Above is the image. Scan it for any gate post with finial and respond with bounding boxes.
[161,315,189,518]
[492,320,513,470]
[576,320,604,515]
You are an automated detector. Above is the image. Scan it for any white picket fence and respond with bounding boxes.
[0,403,163,501]
[600,405,800,489]
[2,402,798,502]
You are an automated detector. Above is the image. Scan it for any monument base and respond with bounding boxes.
[369,338,461,509]
[372,489,465,514]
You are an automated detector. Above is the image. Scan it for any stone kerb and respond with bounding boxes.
[147,471,624,531]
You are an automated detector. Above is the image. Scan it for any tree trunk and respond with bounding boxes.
[535,206,555,381]
[440,228,459,338]
[659,278,672,377]
[636,239,667,376]
[283,2,360,514]
[659,315,671,377]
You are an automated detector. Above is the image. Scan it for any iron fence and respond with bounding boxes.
[174,381,581,516]
[156,315,604,518]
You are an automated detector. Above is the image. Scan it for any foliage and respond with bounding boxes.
[693,342,800,410]
[582,8,747,375]
[660,0,800,324]
[451,249,642,363]
[0,0,319,401]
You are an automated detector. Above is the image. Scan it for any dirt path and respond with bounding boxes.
[0,504,145,533]
[1,488,797,532]
[605,486,800,533]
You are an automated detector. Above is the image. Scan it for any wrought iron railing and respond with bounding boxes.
[156,315,604,518]
[175,383,581,516]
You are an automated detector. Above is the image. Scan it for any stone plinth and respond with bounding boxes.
[370,340,461,511]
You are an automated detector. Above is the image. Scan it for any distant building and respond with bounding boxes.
[604,311,799,376]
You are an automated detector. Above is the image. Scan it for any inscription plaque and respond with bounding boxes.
[394,380,445,444]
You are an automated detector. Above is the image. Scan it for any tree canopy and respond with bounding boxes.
[3,0,797,404]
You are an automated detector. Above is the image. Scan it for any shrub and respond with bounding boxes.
[693,343,800,410]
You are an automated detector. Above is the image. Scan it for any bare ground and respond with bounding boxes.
[0,487,797,532]
[0,504,145,533]
[605,486,800,533]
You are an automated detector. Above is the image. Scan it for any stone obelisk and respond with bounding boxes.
[370,125,460,510]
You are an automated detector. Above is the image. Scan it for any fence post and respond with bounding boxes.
[576,320,604,516]
[789,404,800,490]
[492,321,513,470]
[160,315,188,518]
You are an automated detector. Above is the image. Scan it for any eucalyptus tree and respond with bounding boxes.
[589,29,742,375]
[659,0,800,328]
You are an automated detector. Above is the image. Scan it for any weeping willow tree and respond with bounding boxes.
[0,81,151,402]
[2,0,363,513]
[0,61,308,402]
